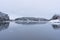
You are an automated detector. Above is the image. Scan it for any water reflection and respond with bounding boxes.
[52,24,60,29]
[0,21,48,31]
[15,21,48,25]
[15,21,60,29]
[0,21,60,31]
[0,22,9,31]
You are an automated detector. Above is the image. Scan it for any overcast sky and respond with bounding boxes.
[0,0,60,19]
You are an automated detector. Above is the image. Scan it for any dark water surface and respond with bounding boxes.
[0,22,60,40]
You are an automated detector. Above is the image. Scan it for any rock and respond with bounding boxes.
[15,17,39,21]
[0,12,9,21]
[39,18,49,21]
[15,17,49,21]
[15,17,49,24]
[51,14,60,20]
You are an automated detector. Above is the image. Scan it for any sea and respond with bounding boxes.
[0,21,60,40]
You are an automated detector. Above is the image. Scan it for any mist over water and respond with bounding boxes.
[0,0,60,19]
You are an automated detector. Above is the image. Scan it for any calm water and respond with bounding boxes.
[0,22,60,40]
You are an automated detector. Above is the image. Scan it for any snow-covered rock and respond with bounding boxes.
[15,17,49,21]
[15,17,49,24]
[51,14,60,20]
[0,12,9,21]
[49,19,60,24]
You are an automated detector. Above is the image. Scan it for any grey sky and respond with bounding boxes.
[0,0,60,19]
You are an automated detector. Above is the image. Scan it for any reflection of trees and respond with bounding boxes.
[52,24,60,29]
[0,22,9,31]
[15,21,48,25]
